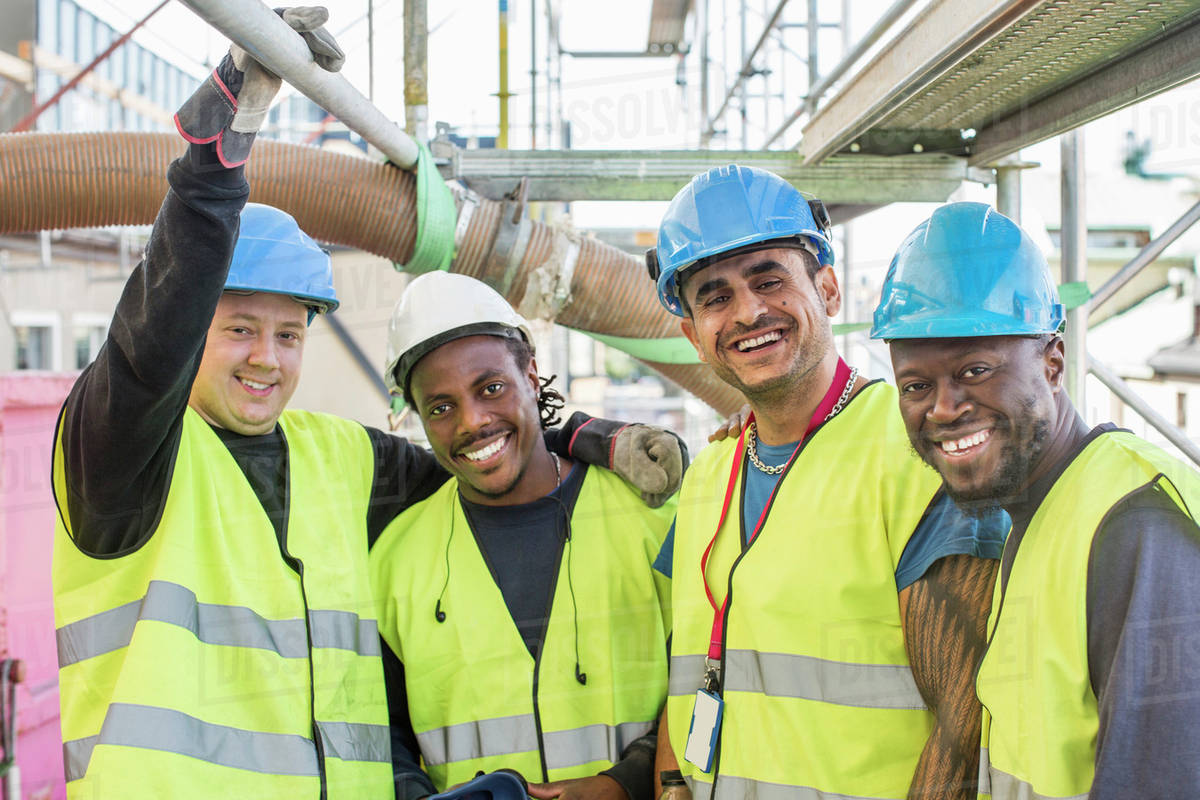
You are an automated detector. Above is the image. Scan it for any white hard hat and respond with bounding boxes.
[385,271,534,397]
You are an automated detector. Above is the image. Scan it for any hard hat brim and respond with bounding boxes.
[392,322,530,401]
[871,306,1064,340]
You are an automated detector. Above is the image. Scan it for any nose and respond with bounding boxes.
[926,380,971,425]
[729,285,768,327]
[458,396,495,434]
[246,333,281,370]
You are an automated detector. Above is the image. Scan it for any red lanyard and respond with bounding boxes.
[698,358,852,662]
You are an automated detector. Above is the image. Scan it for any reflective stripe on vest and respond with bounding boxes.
[62,705,389,783]
[976,431,1200,800]
[417,716,653,769]
[53,408,391,798]
[687,772,904,800]
[669,652,926,710]
[56,580,380,667]
[372,466,673,789]
[667,383,940,799]
[977,748,1087,800]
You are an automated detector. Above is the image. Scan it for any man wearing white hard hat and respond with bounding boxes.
[371,272,680,800]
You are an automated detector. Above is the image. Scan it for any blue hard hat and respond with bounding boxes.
[226,203,339,323]
[648,164,834,316]
[870,202,1064,340]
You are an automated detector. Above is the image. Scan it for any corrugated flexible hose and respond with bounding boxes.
[0,132,745,414]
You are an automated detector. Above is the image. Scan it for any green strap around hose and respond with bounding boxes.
[586,282,1093,366]
[1058,281,1090,311]
[395,142,456,274]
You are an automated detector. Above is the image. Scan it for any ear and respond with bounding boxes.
[813,264,841,318]
[526,355,543,393]
[680,318,706,363]
[1044,336,1066,391]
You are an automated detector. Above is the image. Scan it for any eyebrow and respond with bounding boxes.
[691,260,787,304]
[224,312,305,331]
[420,368,508,406]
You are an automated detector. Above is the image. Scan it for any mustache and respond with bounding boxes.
[454,425,511,455]
[717,316,794,349]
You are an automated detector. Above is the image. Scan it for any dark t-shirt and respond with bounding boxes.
[463,462,587,659]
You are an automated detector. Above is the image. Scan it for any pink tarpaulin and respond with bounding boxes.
[1,372,75,800]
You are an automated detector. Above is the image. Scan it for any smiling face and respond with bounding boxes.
[890,335,1063,512]
[189,291,308,436]
[678,247,840,404]
[409,334,553,506]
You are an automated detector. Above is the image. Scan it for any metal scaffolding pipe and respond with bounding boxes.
[530,0,538,149]
[326,314,391,402]
[1061,130,1087,408]
[702,0,790,142]
[177,0,420,168]
[403,0,428,141]
[1089,355,1200,468]
[499,0,511,149]
[699,0,710,148]
[1089,198,1200,314]
[995,162,1021,223]
[763,0,919,148]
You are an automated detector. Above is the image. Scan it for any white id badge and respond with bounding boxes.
[683,688,724,773]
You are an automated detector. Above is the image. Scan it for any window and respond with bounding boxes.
[72,315,109,368]
[12,311,61,371]
[15,326,52,370]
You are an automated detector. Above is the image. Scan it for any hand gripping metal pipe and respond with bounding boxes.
[176,0,420,169]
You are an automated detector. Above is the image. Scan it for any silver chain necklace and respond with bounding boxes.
[746,366,859,475]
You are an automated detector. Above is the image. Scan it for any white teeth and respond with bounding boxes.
[464,435,508,462]
[240,378,270,390]
[736,331,782,351]
[941,430,990,454]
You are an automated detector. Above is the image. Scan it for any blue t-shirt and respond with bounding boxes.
[652,439,1008,590]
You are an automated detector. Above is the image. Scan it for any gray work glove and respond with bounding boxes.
[610,424,687,508]
[174,6,344,167]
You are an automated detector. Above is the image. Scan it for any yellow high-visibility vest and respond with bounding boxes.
[977,430,1200,800]
[668,383,941,800]
[53,408,391,799]
[371,465,674,790]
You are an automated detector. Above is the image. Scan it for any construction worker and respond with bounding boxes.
[50,11,682,798]
[370,272,678,800]
[872,202,1200,799]
[647,165,1008,800]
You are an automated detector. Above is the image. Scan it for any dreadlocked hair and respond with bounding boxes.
[504,336,565,429]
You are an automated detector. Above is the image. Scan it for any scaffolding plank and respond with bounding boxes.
[648,0,691,50]
[449,150,984,203]
[798,0,1037,163]
[800,0,1200,164]
[971,11,1200,164]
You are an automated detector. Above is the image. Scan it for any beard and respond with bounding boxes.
[913,397,1051,518]
[711,313,834,407]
